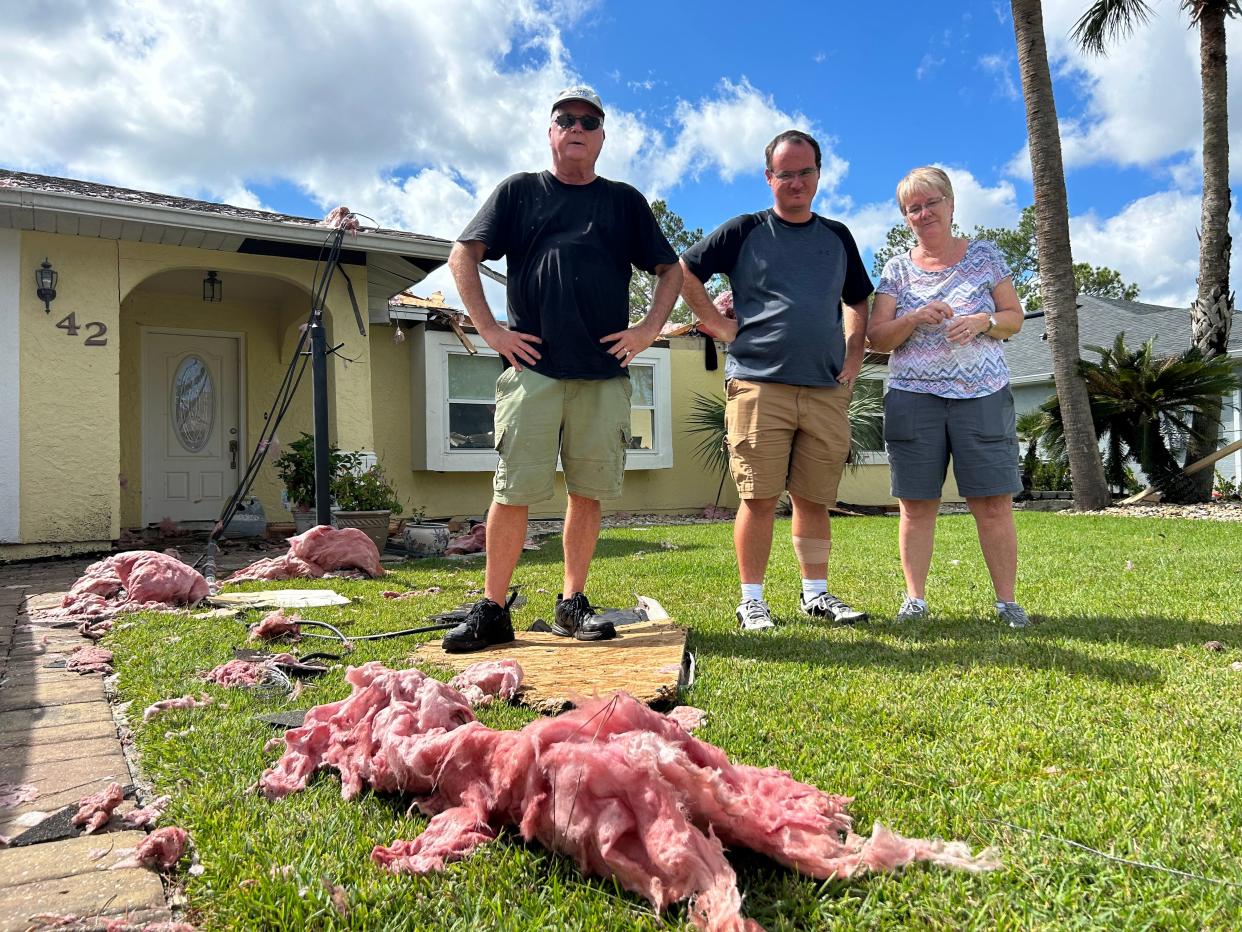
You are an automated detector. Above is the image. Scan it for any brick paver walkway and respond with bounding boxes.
[0,567,174,931]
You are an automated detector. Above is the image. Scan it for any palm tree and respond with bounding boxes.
[1011,0,1112,509]
[1015,410,1048,494]
[1074,0,1238,501]
[1040,333,1240,501]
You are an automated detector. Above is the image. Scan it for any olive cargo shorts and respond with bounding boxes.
[492,367,633,505]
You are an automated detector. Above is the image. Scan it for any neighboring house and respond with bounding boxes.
[1,169,901,560]
[1004,294,1242,483]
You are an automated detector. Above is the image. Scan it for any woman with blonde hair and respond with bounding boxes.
[867,167,1029,628]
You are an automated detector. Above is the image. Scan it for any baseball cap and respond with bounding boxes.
[550,85,605,117]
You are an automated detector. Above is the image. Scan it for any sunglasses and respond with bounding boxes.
[553,113,603,131]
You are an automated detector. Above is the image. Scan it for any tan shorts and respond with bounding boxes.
[724,379,852,503]
[492,368,632,505]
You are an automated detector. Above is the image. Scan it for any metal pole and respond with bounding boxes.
[310,312,332,527]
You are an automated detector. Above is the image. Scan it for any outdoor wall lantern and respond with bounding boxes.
[35,258,57,313]
[202,270,222,303]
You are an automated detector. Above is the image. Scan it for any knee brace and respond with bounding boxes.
[792,536,832,564]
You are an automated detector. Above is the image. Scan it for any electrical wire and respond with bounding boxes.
[198,219,359,567]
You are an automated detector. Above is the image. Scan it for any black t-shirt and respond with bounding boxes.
[457,171,677,380]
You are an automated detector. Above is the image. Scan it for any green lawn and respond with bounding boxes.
[106,513,1242,930]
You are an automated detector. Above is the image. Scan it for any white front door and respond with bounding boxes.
[142,329,241,526]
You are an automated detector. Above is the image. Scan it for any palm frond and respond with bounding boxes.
[683,392,730,480]
[1073,0,1155,55]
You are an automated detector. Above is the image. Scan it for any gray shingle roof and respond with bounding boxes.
[0,168,443,244]
[1004,294,1242,384]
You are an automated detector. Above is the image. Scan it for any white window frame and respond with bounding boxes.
[417,329,672,472]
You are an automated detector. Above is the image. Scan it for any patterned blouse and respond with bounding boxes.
[876,239,1013,399]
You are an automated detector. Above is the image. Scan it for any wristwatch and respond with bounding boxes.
[984,313,998,335]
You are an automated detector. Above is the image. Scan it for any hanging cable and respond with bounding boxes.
[198,220,358,567]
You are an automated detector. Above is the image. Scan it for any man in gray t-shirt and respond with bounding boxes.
[681,130,873,632]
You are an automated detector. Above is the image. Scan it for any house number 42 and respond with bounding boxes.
[55,312,108,347]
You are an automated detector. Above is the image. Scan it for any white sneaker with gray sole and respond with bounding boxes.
[736,599,775,631]
[896,596,929,623]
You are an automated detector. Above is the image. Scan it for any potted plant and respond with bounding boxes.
[401,505,451,558]
[272,433,347,533]
[331,454,404,552]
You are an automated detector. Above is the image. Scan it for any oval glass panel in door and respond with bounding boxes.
[172,355,215,452]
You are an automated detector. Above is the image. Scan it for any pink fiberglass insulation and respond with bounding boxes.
[142,694,213,722]
[448,660,523,706]
[122,795,171,829]
[34,551,209,624]
[227,526,384,582]
[261,664,998,931]
[73,782,124,834]
[0,783,38,808]
[66,645,114,675]
[445,523,487,555]
[203,653,299,688]
[250,610,303,641]
[665,705,708,732]
[135,826,188,870]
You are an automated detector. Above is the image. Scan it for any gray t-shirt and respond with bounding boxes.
[682,210,873,386]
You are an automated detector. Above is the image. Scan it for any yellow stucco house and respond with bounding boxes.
[0,169,898,561]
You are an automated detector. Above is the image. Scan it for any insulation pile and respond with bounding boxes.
[249,609,303,641]
[32,551,208,637]
[261,663,998,931]
[227,526,385,582]
[448,659,523,706]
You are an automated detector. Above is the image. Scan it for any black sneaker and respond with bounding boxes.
[442,592,516,653]
[552,592,616,641]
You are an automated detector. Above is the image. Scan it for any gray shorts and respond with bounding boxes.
[884,387,1022,500]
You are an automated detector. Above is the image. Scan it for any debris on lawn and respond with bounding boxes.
[1203,640,1226,652]
[665,706,708,732]
[226,526,385,583]
[446,523,486,555]
[137,826,189,870]
[208,589,350,610]
[448,660,523,706]
[381,587,442,600]
[203,654,300,688]
[31,551,209,635]
[250,609,303,641]
[143,695,213,722]
[111,826,191,872]
[66,645,114,675]
[72,782,124,834]
[1231,661,1242,672]
[262,663,998,931]
[0,782,39,807]
[122,795,172,829]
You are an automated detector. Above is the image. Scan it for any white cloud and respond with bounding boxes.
[916,53,946,80]
[1066,189,1242,308]
[638,79,842,198]
[1004,0,1242,180]
[979,52,1019,101]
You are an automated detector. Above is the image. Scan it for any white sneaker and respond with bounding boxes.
[896,596,929,623]
[799,591,868,624]
[735,599,775,631]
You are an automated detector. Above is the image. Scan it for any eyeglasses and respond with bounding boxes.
[904,196,946,217]
[553,113,602,131]
[771,167,819,183]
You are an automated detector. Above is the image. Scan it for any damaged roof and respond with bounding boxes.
[0,167,453,320]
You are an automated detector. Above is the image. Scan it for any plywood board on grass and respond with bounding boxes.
[413,620,688,713]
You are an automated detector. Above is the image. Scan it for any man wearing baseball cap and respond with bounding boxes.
[442,84,682,653]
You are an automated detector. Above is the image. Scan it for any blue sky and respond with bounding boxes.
[3,0,1238,308]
